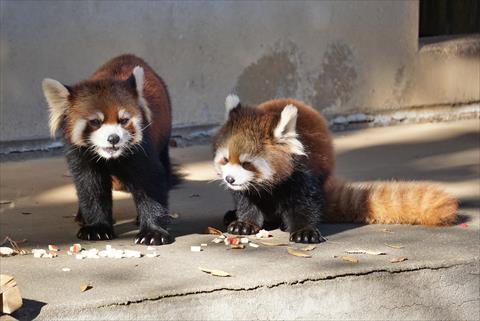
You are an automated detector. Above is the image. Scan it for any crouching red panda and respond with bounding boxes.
[42,54,175,245]
[214,95,458,243]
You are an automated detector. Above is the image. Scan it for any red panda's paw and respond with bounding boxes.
[135,227,174,245]
[227,220,261,235]
[290,227,324,244]
[77,224,115,241]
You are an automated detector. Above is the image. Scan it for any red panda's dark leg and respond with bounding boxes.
[280,170,326,244]
[65,147,115,241]
[227,192,264,235]
[113,144,174,245]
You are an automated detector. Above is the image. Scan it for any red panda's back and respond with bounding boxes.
[257,99,335,179]
[90,54,171,150]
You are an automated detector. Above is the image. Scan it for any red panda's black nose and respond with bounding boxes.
[107,134,120,145]
[225,176,235,184]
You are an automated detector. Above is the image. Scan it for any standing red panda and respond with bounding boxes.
[42,54,175,245]
[214,95,458,243]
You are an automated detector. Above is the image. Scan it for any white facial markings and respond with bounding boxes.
[90,123,132,159]
[130,115,143,144]
[118,109,131,119]
[213,147,228,174]
[252,158,273,181]
[71,119,87,146]
[222,163,254,190]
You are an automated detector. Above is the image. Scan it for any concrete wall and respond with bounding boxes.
[1,1,479,144]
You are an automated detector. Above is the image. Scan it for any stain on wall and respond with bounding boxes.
[236,51,298,105]
[312,43,358,110]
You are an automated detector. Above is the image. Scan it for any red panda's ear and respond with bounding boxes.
[42,78,70,137]
[127,66,152,122]
[225,94,241,120]
[273,104,305,156]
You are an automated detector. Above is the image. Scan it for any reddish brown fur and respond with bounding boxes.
[219,98,458,226]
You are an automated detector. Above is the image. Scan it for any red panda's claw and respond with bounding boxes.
[290,227,324,244]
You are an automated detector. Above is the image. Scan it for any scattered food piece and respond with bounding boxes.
[199,267,231,277]
[390,256,407,263]
[146,252,159,258]
[0,247,14,257]
[381,229,394,234]
[79,283,92,292]
[239,237,249,244]
[259,240,288,247]
[75,253,85,260]
[70,244,82,253]
[189,193,200,198]
[0,200,13,205]
[124,250,142,258]
[341,256,359,263]
[0,274,23,314]
[200,243,208,247]
[459,223,469,228]
[205,227,223,236]
[169,212,180,219]
[48,245,59,251]
[287,247,312,258]
[147,246,155,251]
[249,242,259,248]
[345,250,386,255]
[0,237,28,255]
[190,246,202,252]
[301,245,316,251]
[32,249,47,258]
[61,268,71,272]
[67,251,73,256]
[385,243,404,249]
[212,238,223,244]
[227,236,239,245]
[255,229,271,239]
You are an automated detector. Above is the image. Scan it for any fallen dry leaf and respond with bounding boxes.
[345,249,386,255]
[287,247,312,258]
[205,226,223,236]
[259,240,289,247]
[80,283,92,292]
[301,245,316,251]
[341,256,359,263]
[199,267,231,277]
[0,200,13,205]
[385,243,404,249]
[390,256,407,263]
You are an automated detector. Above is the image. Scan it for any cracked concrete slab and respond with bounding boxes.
[1,119,479,320]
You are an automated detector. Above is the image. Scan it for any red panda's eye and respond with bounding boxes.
[241,161,251,169]
[119,118,130,125]
[89,119,102,128]
[223,157,229,164]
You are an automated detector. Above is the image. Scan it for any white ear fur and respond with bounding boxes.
[225,94,240,119]
[132,66,152,123]
[273,104,305,156]
[42,78,70,137]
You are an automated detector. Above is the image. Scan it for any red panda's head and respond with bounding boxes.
[42,67,151,159]
[213,95,305,191]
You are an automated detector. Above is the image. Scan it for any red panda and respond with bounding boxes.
[214,95,458,243]
[42,54,175,245]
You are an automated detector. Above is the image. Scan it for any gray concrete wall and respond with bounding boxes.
[1,1,479,144]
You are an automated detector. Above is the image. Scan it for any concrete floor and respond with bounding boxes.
[0,119,479,320]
